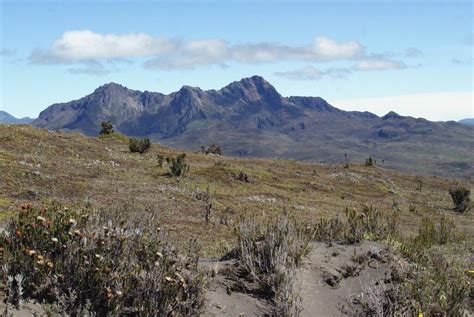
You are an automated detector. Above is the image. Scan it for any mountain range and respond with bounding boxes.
[30,76,474,178]
[0,111,34,124]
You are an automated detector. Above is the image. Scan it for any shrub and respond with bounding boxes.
[393,216,470,315]
[344,205,398,244]
[201,144,222,155]
[416,178,423,191]
[310,206,399,245]
[157,154,165,167]
[400,216,458,262]
[404,250,469,316]
[166,153,189,178]
[129,137,151,153]
[234,213,310,315]
[449,187,470,212]
[347,216,469,316]
[313,217,344,242]
[1,204,206,315]
[233,171,249,182]
[99,121,114,135]
[195,184,214,223]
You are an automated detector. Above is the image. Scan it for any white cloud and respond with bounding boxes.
[312,37,364,60]
[352,58,406,71]
[29,30,369,70]
[275,65,351,81]
[144,39,230,69]
[30,30,178,63]
[332,91,473,121]
[275,57,406,81]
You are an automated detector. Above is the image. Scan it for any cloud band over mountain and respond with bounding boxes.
[29,30,406,74]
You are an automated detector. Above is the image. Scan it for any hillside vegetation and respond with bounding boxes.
[0,124,473,315]
[1,124,472,251]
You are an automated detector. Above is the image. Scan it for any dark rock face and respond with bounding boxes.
[32,76,474,178]
[376,128,401,139]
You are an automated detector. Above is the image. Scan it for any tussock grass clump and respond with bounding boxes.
[1,204,206,315]
[129,137,151,153]
[234,213,311,316]
[449,186,471,213]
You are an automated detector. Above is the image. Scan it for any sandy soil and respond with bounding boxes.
[202,241,395,317]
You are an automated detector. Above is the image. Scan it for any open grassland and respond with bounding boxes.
[1,124,472,255]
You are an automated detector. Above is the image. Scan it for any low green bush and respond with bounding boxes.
[129,137,151,153]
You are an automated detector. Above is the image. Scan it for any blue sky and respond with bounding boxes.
[0,0,472,120]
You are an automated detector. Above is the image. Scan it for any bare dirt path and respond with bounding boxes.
[295,241,392,316]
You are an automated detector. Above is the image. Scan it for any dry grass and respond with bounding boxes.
[0,124,473,257]
[233,213,309,316]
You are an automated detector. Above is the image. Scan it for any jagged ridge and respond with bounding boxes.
[31,76,474,178]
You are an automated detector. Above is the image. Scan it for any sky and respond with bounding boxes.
[0,0,473,121]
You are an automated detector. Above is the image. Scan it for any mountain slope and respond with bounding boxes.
[459,118,474,126]
[32,76,474,178]
[0,111,34,124]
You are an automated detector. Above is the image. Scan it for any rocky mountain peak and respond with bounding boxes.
[94,82,127,92]
[222,75,281,103]
[176,85,204,97]
[382,111,403,120]
[92,83,138,100]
